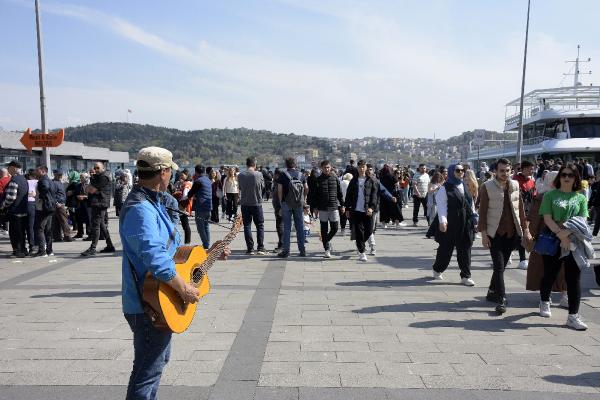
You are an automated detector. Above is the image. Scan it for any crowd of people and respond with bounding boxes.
[4,148,600,400]
[0,161,132,258]
[2,155,600,325]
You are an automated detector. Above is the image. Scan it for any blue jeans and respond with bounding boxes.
[124,313,172,400]
[195,211,211,249]
[282,203,305,253]
[241,205,264,251]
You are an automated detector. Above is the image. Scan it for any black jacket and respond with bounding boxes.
[344,175,378,212]
[89,171,111,208]
[312,173,343,211]
[435,182,474,245]
[37,175,55,212]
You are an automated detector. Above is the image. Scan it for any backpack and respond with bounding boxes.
[283,170,304,208]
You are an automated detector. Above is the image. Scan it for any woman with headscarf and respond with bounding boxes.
[430,164,476,286]
[339,173,353,236]
[65,171,80,235]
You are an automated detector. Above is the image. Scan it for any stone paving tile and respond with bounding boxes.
[408,352,485,364]
[0,371,98,385]
[258,372,341,387]
[261,361,301,374]
[299,361,378,376]
[336,351,411,363]
[422,375,510,390]
[376,361,455,376]
[254,387,299,400]
[264,351,337,362]
[340,373,425,388]
[451,363,539,378]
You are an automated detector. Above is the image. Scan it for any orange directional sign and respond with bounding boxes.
[20,128,64,153]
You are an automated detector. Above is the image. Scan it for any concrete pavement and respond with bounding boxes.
[1,202,600,399]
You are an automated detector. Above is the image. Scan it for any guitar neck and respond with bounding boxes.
[192,218,241,285]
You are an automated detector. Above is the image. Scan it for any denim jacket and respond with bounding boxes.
[120,185,181,314]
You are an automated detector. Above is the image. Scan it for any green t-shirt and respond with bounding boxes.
[539,189,588,223]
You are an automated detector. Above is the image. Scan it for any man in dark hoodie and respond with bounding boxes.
[312,160,344,258]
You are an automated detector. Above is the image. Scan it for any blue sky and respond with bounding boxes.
[1,0,600,138]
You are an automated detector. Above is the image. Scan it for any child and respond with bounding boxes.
[303,205,311,242]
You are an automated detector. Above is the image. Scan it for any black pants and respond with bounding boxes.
[226,193,238,219]
[541,252,581,314]
[340,211,348,230]
[211,197,220,222]
[488,234,519,299]
[241,205,265,251]
[320,220,339,251]
[432,238,472,278]
[9,214,28,254]
[90,207,112,249]
[351,211,373,254]
[180,213,191,244]
[413,196,427,223]
[274,206,284,249]
[35,210,54,253]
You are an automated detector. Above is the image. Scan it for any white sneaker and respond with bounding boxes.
[461,277,475,287]
[433,271,444,280]
[559,292,569,309]
[383,224,388,229]
[324,250,332,258]
[539,301,552,318]
[358,253,367,262]
[566,314,588,331]
[518,260,528,270]
[398,221,408,227]
[369,248,376,256]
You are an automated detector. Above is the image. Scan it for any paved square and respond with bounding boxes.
[1,202,600,399]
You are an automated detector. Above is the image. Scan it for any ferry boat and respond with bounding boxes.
[468,48,600,164]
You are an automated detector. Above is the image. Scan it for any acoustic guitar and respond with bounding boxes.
[142,215,242,333]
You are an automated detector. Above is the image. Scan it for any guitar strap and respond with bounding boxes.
[123,187,177,325]
[125,253,162,324]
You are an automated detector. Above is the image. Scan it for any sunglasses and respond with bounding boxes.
[454,169,464,173]
[560,172,575,179]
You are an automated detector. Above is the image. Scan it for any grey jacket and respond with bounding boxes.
[561,216,595,270]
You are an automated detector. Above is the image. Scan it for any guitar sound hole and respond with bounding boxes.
[192,267,204,283]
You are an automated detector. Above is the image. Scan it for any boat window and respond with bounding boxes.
[535,123,545,138]
[569,118,600,138]
[523,125,535,140]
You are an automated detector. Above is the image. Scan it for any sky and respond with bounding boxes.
[1,0,600,139]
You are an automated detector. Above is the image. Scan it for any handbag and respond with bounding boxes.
[533,228,559,256]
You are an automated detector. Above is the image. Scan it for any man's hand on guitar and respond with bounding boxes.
[209,240,231,260]
[182,283,200,304]
[167,275,199,304]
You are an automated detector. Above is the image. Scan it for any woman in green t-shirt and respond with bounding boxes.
[538,163,588,330]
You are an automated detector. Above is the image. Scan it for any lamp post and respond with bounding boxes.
[516,0,531,164]
[35,0,51,170]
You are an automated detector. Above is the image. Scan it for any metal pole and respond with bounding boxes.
[35,0,51,170]
[516,0,531,165]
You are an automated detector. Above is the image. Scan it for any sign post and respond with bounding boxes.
[20,128,64,153]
